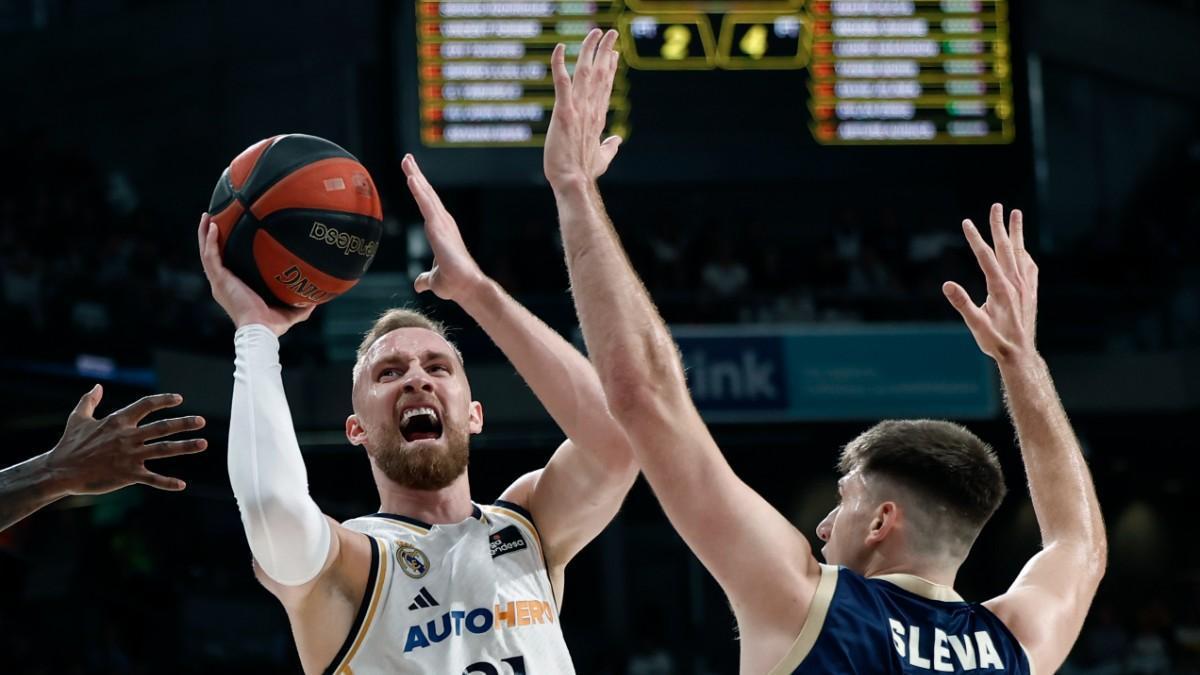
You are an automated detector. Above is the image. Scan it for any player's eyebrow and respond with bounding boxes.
[372,349,455,370]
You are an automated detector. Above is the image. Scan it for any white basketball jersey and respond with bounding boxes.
[322,501,576,675]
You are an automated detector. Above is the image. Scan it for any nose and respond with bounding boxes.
[402,369,435,393]
[815,509,835,542]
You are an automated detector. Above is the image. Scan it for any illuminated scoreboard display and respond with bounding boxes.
[806,0,1014,143]
[415,1,631,146]
[414,0,1014,147]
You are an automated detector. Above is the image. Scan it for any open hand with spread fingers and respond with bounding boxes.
[0,386,207,532]
[544,28,624,190]
[47,385,208,495]
[943,203,1040,363]
[196,213,315,336]
[401,154,488,304]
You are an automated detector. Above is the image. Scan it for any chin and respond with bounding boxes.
[371,428,469,491]
[820,546,842,566]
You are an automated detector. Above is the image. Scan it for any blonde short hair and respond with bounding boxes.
[352,308,463,383]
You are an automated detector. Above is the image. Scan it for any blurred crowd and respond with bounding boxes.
[4,131,1199,370]
[0,134,221,364]
[1063,597,1200,675]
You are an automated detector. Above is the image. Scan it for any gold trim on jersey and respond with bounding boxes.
[870,573,964,602]
[767,564,839,675]
[333,536,390,675]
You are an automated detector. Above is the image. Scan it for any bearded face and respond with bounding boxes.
[348,328,483,492]
[365,403,471,490]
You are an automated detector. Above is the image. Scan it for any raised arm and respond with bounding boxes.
[198,214,372,672]
[943,205,1106,675]
[399,156,638,578]
[544,30,821,672]
[0,387,206,532]
[198,212,330,583]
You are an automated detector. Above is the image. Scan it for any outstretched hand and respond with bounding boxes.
[401,155,488,303]
[196,213,314,336]
[544,29,623,189]
[47,385,207,494]
[943,203,1039,363]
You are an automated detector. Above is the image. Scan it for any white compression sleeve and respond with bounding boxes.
[228,324,331,585]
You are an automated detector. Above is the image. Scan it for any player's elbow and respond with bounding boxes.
[242,493,329,586]
[1089,535,1108,585]
[1078,517,1108,586]
[603,369,687,431]
[598,335,687,420]
[1075,545,1107,621]
[1059,537,1107,600]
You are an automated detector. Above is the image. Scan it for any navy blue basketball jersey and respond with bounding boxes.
[769,565,1033,674]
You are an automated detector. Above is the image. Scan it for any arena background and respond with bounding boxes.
[2,1,1199,673]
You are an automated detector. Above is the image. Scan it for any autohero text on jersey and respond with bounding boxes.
[405,599,556,653]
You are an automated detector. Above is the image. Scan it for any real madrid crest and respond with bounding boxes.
[396,542,430,579]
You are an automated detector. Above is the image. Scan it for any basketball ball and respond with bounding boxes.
[207,134,383,307]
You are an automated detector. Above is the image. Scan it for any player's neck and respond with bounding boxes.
[374,469,475,525]
[863,553,959,589]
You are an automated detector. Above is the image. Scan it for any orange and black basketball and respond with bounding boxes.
[207,134,383,307]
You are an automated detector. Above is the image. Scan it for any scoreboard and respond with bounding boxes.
[415,0,631,146]
[413,0,1015,148]
[806,0,1014,143]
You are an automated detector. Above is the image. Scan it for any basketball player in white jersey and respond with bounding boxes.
[196,133,638,670]
[550,29,1105,674]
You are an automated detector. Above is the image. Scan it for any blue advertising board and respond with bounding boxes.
[668,324,997,422]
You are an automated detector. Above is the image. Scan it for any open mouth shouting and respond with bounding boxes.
[399,405,444,443]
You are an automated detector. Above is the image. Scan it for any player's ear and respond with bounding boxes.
[866,501,899,544]
[468,401,483,435]
[346,414,368,446]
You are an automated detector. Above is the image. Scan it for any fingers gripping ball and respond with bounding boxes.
[207,134,383,307]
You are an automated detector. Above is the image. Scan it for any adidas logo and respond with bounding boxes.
[408,587,439,611]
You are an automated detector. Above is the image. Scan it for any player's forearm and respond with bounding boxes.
[999,352,1105,552]
[456,278,634,469]
[552,179,687,410]
[229,325,331,585]
[0,453,69,531]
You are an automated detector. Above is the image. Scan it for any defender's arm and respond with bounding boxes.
[943,205,1106,674]
[546,31,822,672]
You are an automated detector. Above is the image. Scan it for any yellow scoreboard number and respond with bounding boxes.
[621,12,809,70]
[620,14,717,69]
[718,15,810,69]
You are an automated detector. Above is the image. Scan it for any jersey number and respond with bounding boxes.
[464,655,526,675]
